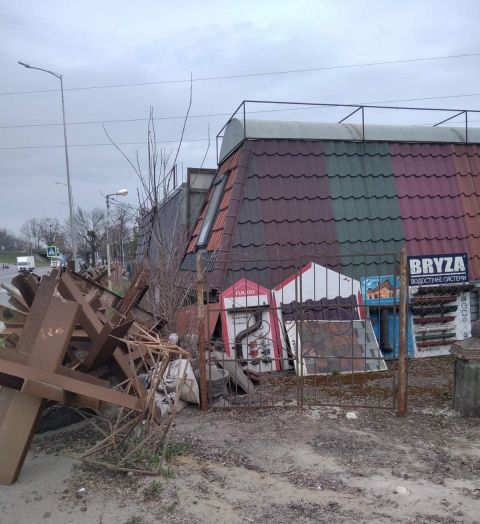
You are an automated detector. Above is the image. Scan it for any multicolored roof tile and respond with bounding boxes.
[184,135,480,290]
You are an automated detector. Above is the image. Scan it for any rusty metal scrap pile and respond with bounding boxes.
[0,269,197,484]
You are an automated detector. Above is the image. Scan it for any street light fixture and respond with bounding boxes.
[106,189,128,284]
[18,60,77,263]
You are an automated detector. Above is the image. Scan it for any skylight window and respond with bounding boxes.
[196,173,228,247]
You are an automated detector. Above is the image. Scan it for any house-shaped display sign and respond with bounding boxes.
[220,278,283,373]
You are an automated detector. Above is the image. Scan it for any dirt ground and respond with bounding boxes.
[1,358,479,523]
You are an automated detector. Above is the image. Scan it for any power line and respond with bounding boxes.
[2,51,479,97]
[0,112,229,129]
[369,93,480,104]
[0,138,209,151]
[3,91,480,130]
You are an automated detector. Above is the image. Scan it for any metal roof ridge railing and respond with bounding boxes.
[216,100,480,164]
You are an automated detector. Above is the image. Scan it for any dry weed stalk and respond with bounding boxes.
[79,328,193,475]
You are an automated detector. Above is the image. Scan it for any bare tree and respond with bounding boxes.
[104,86,198,332]
[38,217,62,247]
[0,228,25,251]
[110,203,133,265]
[20,218,41,250]
[73,207,106,266]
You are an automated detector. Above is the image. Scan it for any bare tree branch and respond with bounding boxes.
[172,72,193,171]
[103,124,141,178]
[200,123,210,168]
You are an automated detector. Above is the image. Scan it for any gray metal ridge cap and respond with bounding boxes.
[219,117,480,163]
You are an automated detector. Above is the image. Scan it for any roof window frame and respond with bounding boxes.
[196,172,229,248]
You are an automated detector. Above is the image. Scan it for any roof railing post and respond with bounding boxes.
[243,101,246,140]
[361,106,365,142]
[465,111,468,144]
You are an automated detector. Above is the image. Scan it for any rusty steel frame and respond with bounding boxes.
[0,278,78,485]
[0,268,156,484]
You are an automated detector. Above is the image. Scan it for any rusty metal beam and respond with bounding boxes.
[0,346,110,389]
[111,348,148,399]
[11,274,37,307]
[0,291,78,485]
[58,272,108,340]
[111,268,149,324]
[70,271,120,309]
[21,380,102,411]
[83,319,135,371]
[15,271,60,354]
[1,282,30,313]
[0,305,27,327]
[0,358,144,411]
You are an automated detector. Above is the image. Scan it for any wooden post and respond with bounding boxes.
[398,244,408,417]
[196,252,208,411]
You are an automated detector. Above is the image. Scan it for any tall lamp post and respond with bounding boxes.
[18,61,77,263]
[106,189,128,285]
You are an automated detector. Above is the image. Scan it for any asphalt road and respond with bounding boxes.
[0,265,50,308]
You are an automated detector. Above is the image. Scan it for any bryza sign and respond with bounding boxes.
[408,253,468,286]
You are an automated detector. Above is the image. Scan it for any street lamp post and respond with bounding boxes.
[18,61,77,263]
[105,189,128,285]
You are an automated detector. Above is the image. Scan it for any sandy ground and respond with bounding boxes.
[1,401,479,524]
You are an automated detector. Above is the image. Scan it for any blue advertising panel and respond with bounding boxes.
[361,275,400,306]
[361,275,415,359]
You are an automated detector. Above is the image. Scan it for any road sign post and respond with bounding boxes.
[46,246,59,258]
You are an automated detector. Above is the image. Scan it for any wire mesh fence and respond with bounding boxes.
[198,251,405,411]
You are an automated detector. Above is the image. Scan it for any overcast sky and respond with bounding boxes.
[1,0,480,234]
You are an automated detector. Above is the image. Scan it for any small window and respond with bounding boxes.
[197,173,228,247]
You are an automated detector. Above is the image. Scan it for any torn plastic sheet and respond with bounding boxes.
[154,392,187,420]
[140,358,200,405]
[162,359,200,405]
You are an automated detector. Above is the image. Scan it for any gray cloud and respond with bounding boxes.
[1,0,480,232]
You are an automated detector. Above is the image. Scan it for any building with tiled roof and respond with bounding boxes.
[182,115,480,298]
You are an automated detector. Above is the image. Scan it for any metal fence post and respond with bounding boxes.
[398,244,408,416]
[196,251,208,411]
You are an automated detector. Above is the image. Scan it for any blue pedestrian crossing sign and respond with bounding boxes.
[46,246,59,258]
